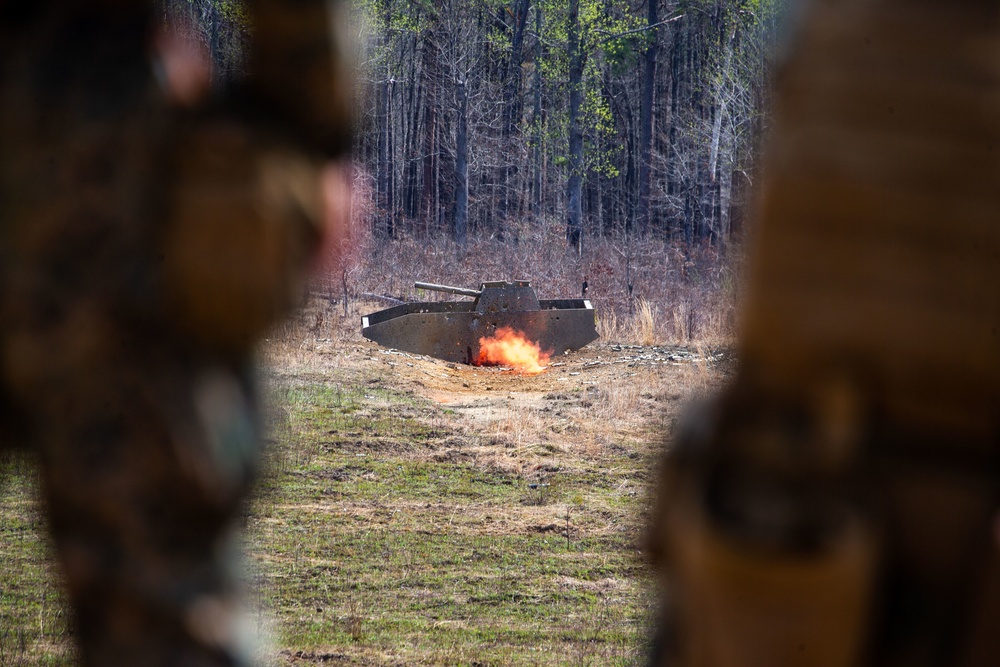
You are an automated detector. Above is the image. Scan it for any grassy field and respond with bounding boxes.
[0,303,726,666]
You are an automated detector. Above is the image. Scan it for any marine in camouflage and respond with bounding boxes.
[0,1,351,664]
[647,1,1000,665]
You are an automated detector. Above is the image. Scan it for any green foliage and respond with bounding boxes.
[351,0,783,241]
[535,0,643,178]
[582,86,621,178]
[207,0,248,26]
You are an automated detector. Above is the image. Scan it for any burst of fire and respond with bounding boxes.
[475,327,551,375]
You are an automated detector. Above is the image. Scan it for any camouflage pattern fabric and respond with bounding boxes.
[648,1,1000,665]
[0,1,349,664]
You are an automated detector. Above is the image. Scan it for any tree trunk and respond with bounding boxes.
[377,77,394,237]
[707,20,736,243]
[503,0,530,136]
[496,0,530,241]
[666,17,682,238]
[404,34,423,222]
[421,28,439,235]
[385,78,396,238]
[637,0,657,236]
[719,155,733,250]
[453,79,469,245]
[566,0,584,253]
[532,2,543,223]
[377,3,395,239]
[708,21,737,182]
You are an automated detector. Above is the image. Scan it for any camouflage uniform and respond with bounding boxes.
[648,1,1000,665]
[0,1,350,664]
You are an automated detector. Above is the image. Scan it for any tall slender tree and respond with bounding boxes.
[637,0,657,235]
[565,0,584,252]
[350,0,786,249]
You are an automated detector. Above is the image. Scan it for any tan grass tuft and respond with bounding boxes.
[672,301,691,345]
[634,298,658,346]
[596,309,621,341]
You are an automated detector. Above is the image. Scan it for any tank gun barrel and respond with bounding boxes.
[414,282,482,298]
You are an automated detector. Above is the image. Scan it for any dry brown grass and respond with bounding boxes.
[596,308,622,342]
[634,299,658,346]
[316,223,740,348]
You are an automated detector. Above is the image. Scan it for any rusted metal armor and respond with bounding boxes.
[362,281,599,364]
[0,1,351,664]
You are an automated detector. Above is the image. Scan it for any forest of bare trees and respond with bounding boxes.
[156,0,787,341]
[158,0,785,252]
[351,0,785,250]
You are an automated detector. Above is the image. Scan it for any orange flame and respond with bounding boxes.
[475,327,551,375]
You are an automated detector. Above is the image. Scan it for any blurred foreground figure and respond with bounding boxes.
[648,1,1000,666]
[0,1,351,664]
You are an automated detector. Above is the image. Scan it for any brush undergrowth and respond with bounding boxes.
[320,228,741,348]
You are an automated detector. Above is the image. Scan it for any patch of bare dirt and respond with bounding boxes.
[264,303,731,478]
[289,336,724,404]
